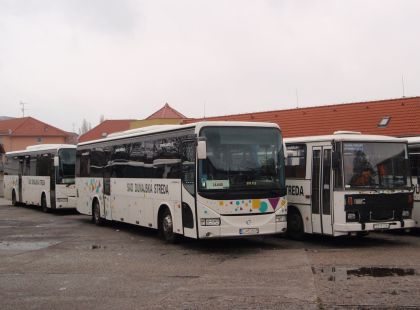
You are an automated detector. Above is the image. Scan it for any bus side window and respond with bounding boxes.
[285,144,306,178]
[181,140,196,196]
[410,148,420,184]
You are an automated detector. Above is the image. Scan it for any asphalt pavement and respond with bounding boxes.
[1,199,420,309]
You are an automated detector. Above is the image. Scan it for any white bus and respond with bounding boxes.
[407,137,420,228]
[3,144,77,212]
[284,132,415,238]
[76,121,287,242]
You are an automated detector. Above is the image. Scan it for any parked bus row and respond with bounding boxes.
[3,122,419,242]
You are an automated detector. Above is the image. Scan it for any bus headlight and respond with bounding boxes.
[276,215,287,222]
[346,212,359,222]
[402,210,411,218]
[200,218,221,226]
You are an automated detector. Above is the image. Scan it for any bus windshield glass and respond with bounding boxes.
[58,148,76,184]
[198,126,285,194]
[343,142,410,189]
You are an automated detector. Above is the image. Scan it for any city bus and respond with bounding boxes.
[407,137,420,228]
[75,121,287,242]
[3,144,77,212]
[284,131,415,238]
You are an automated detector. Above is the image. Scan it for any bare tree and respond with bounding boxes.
[79,118,92,135]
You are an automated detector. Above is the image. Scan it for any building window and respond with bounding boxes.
[378,116,391,127]
[36,137,43,143]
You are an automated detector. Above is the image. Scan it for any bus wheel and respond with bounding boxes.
[92,200,105,226]
[41,194,49,213]
[12,190,17,206]
[160,209,178,243]
[287,211,304,240]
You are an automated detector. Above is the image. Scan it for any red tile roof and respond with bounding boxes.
[146,103,186,119]
[78,119,134,143]
[0,117,71,137]
[183,97,420,138]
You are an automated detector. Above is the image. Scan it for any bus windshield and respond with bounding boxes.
[58,148,76,184]
[343,142,410,189]
[198,126,285,195]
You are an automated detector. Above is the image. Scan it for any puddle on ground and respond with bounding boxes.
[312,266,416,282]
[0,241,60,251]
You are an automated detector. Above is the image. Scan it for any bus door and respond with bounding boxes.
[311,146,333,235]
[51,155,58,209]
[179,140,197,238]
[103,148,112,220]
[18,158,24,202]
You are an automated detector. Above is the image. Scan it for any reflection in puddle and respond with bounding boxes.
[313,266,417,282]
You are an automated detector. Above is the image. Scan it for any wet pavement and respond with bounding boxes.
[1,199,420,309]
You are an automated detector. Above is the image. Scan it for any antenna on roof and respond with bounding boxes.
[295,89,299,108]
[401,74,406,98]
[20,101,28,117]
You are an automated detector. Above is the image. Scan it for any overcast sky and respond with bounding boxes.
[0,0,419,133]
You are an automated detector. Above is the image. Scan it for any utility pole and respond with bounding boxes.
[20,102,28,117]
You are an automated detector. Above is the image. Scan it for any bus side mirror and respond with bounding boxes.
[332,152,340,169]
[197,141,207,160]
[283,142,288,160]
[53,156,59,167]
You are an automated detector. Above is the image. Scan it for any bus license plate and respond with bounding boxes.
[239,228,259,235]
[373,223,390,230]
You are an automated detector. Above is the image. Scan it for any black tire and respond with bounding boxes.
[12,190,17,206]
[41,194,49,213]
[159,209,179,243]
[287,210,305,240]
[92,200,105,226]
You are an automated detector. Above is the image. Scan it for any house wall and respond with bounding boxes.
[2,136,67,152]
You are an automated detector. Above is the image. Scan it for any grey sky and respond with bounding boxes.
[0,0,419,132]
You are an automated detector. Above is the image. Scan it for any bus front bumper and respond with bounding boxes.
[334,219,416,233]
[198,213,287,238]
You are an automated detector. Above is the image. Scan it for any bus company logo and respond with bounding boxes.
[29,179,45,186]
[286,185,304,196]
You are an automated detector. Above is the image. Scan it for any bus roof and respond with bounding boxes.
[6,144,76,156]
[284,133,408,144]
[405,136,420,145]
[78,121,281,146]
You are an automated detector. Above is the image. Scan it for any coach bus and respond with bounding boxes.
[75,121,287,242]
[284,131,415,238]
[3,144,77,212]
[407,137,420,228]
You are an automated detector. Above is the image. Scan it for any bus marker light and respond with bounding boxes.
[347,196,353,206]
[276,215,287,222]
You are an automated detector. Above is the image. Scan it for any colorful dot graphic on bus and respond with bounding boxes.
[259,201,267,212]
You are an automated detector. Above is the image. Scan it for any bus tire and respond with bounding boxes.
[41,194,49,213]
[12,190,17,206]
[92,199,105,226]
[287,210,305,240]
[159,208,179,243]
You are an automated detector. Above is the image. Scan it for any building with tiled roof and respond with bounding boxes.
[79,103,188,143]
[130,103,187,129]
[78,119,135,143]
[183,97,420,138]
[0,117,75,152]
[146,103,186,119]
